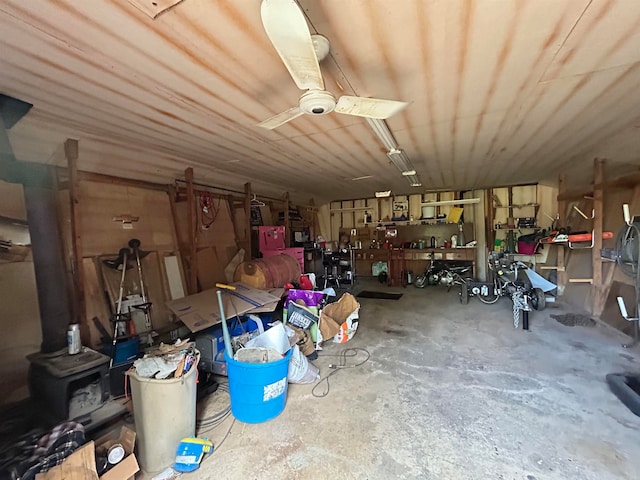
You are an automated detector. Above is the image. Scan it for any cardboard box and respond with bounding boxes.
[35,426,139,480]
[166,283,281,333]
[95,426,139,480]
[35,442,98,480]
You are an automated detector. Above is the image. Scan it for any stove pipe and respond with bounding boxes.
[1,94,71,352]
[24,185,72,353]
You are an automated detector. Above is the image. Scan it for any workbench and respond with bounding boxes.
[354,247,477,277]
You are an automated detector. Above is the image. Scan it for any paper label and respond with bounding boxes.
[263,378,286,401]
[175,455,198,464]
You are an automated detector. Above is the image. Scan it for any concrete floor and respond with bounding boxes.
[151,280,640,479]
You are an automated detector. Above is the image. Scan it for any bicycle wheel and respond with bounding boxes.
[460,283,469,304]
[414,274,427,288]
[531,288,546,311]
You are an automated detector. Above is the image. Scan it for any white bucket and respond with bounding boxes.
[422,206,435,219]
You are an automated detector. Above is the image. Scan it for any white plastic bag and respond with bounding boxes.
[287,345,320,384]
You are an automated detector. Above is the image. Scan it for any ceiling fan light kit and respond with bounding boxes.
[299,90,336,115]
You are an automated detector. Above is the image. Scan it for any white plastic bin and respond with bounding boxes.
[127,356,198,473]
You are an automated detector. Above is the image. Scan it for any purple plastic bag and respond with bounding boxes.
[286,289,325,308]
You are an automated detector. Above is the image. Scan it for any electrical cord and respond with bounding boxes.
[195,381,236,466]
[196,383,231,433]
[312,348,370,398]
[213,417,236,453]
[199,191,221,229]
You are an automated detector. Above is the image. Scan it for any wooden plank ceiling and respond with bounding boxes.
[1,0,639,203]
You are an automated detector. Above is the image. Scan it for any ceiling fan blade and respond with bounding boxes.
[257,106,304,130]
[261,0,324,91]
[335,96,409,119]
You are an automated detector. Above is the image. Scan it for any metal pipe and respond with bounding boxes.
[174,179,283,202]
[216,290,233,358]
[215,283,239,358]
[24,185,72,353]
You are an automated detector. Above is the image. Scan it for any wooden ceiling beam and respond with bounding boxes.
[557,170,640,202]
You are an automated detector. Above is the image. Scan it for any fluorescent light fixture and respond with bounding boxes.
[401,170,416,176]
[386,148,414,172]
[405,173,422,187]
[375,190,392,198]
[351,175,373,181]
[366,118,398,150]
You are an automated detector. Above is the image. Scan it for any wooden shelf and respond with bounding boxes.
[420,198,480,206]
[494,204,539,209]
[494,226,540,231]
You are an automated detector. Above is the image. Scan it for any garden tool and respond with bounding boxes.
[128,238,154,345]
[104,247,131,367]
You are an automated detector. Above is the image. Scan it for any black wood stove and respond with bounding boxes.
[27,348,110,422]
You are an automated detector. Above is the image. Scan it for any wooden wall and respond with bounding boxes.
[56,181,183,348]
[546,164,640,336]
[600,183,640,334]
[0,172,318,405]
[0,180,41,406]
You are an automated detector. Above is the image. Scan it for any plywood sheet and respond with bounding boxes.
[163,254,186,300]
[0,261,41,405]
[196,246,226,291]
[83,257,112,348]
[79,182,176,257]
[0,180,26,220]
[197,197,237,247]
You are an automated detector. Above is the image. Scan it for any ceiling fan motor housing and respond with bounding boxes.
[299,90,336,115]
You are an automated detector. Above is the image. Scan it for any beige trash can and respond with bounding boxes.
[127,356,198,473]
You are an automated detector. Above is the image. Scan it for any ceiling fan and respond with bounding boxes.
[257,0,409,130]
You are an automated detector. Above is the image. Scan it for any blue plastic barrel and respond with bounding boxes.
[225,349,292,423]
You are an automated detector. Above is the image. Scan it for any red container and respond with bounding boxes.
[259,226,286,251]
[517,241,537,255]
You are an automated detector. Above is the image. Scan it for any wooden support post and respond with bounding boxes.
[309,198,320,242]
[557,174,568,295]
[226,195,239,246]
[244,182,253,257]
[486,189,495,254]
[590,158,605,314]
[284,192,291,247]
[631,184,640,213]
[185,168,198,294]
[65,139,88,342]
[167,185,181,250]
